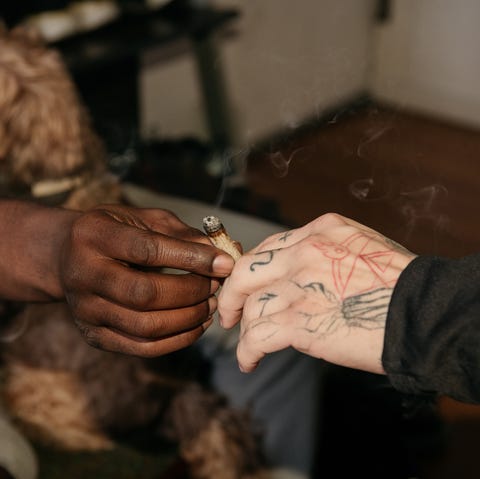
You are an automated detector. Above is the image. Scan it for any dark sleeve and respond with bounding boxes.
[382,254,480,404]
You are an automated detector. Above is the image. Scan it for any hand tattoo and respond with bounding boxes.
[341,288,391,329]
[292,281,390,336]
[250,250,276,272]
[258,292,278,316]
[278,231,292,243]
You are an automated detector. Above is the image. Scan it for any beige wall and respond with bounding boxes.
[140,0,480,144]
[371,0,480,128]
[140,0,375,145]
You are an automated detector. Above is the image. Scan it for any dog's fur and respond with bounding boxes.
[0,25,267,479]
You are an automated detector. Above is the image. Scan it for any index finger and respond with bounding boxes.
[76,212,235,277]
[218,248,287,328]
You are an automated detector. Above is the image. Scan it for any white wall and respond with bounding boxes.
[140,0,375,145]
[371,0,480,128]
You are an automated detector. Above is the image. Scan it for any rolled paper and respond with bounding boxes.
[203,216,242,261]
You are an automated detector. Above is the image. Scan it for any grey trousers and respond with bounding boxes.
[199,326,323,477]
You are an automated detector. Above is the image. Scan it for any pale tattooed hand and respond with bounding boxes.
[217,213,416,373]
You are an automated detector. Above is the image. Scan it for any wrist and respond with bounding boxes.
[322,326,386,375]
[0,200,81,301]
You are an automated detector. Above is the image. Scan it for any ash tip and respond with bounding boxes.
[203,215,222,234]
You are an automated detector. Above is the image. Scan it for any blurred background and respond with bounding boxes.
[2,0,480,478]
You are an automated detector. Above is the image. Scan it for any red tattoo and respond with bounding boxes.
[313,233,397,299]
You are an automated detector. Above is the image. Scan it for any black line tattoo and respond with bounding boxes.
[248,319,279,340]
[294,281,336,301]
[278,231,292,243]
[291,281,341,334]
[258,292,278,316]
[341,288,391,329]
[250,250,275,271]
[290,282,391,337]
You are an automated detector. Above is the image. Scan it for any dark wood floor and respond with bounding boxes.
[245,104,480,478]
[247,104,480,257]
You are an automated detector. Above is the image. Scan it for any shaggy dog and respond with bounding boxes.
[0,25,267,479]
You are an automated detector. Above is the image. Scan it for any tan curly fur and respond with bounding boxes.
[0,25,268,479]
[3,362,113,451]
[0,24,105,187]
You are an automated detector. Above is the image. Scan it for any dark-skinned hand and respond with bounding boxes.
[56,205,234,356]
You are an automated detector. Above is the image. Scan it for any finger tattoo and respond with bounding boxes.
[278,231,292,243]
[250,250,276,272]
[258,292,278,316]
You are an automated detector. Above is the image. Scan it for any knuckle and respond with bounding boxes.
[97,306,125,330]
[323,212,344,223]
[128,234,159,266]
[176,246,206,270]
[135,313,160,338]
[291,332,312,354]
[244,319,265,343]
[169,274,208,305]
[158,208,179,222]
[127,277,158,310]
[71,210,103,241]
[152,209,185,233]
[317,212,345,228]
[190,274,210,297]
[229,255,250,282]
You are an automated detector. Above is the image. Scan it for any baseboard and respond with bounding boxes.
[249,91,374,155]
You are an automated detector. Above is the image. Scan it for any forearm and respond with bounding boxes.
[0,200,80,302]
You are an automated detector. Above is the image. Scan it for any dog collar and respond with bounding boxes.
[31,175,84,198]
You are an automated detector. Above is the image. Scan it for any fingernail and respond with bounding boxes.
[202,315,214,331]
[212,254,235,275]
[208,296,218,315]
[210,279,220,294]
[239,362,257,373]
